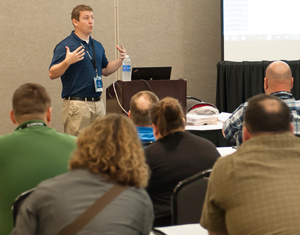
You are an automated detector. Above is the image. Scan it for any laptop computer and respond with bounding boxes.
[131,67,172,81]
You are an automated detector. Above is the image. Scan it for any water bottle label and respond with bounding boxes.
[123,65,131,72]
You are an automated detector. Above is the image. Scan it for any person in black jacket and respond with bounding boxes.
[145,97,220,227]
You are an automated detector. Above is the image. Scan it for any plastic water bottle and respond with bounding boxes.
[122,55,131,81]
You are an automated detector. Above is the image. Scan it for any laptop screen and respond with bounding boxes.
[131,67,172,81]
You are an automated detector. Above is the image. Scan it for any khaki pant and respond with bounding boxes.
[62,99,105,136]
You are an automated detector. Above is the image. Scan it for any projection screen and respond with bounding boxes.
[222,0,300,61]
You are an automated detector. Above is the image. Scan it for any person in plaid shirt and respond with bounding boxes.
[223,60,300,146]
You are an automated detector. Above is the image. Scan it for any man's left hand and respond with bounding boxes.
[116,44,127,60]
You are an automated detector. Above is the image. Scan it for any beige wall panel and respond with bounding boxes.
[118,0,221,104]
[0,1,115,135]
[0,0,221,135]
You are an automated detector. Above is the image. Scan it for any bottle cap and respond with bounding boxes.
[125,55,129,58]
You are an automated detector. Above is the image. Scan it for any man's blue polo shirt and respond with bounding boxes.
[49,31,109,98]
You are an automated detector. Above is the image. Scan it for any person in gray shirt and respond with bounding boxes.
[10,114,154,235]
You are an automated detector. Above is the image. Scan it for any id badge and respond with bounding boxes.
[94,76,103,92]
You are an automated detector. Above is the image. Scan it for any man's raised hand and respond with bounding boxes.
[65,46,85,65]
[116,44,127,60]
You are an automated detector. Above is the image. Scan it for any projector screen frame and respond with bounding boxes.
[221,0,300,62]
[221,0,224,61]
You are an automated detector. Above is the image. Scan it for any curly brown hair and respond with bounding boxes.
[69,114,149,188]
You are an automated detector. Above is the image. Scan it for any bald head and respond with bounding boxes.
[264,61,293,94]
[244,94,291,135]
[129,91,159,126]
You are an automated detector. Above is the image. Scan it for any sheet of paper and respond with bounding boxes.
[218,112,232,122]
[217,146,237,157]
[153,223,208,235]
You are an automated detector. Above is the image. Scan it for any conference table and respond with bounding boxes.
[185,122,234,147]
[152,223,208,235]
[217,146,236,157]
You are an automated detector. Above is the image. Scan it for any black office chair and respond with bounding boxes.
[171,169,211,225]
[12,188,35,226]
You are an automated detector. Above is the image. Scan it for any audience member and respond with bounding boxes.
[201,94,300,235]
[10,114,154,235]
[223,60,300,146]
[0,83,76,235]
[128,90,159,144]
[145,97,220,227]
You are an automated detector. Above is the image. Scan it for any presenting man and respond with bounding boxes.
[49,4,127,136]
[223,60,300,146]
[201,94,300,235]
[128,91,159,144]
[0,83,76,235]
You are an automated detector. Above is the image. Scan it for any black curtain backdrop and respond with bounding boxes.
[216,60,300,112]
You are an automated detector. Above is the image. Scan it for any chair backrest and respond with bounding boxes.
[171,169,211,225]
[12,188,35,226]
[142,141,153,147]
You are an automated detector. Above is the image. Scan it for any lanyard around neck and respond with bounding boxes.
[81,40,98,76]
[17,121,47,130]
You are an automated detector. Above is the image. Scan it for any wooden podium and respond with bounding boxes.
[106,80,187,114]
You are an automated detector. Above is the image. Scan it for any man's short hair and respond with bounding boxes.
[130,91,159,126]
[71,5,93,21]
[244,94,291,134]
[12,83,51,118]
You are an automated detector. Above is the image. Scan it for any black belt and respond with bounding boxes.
[64,96,101,102]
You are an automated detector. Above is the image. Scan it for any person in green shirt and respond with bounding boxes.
[0,83,76,235]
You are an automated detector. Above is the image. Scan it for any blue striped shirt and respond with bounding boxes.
[223,91,300,146]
